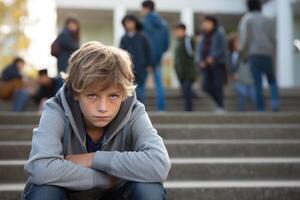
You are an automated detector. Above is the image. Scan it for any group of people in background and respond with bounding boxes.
[0,0,280,112]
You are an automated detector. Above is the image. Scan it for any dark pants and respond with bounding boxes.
[202,65,225,108]
[180,80,193,111]
[23,181,166,200]
[249,55,280,111]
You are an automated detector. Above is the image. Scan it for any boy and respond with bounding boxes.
[23,41,171,200]
[173,23,197,111]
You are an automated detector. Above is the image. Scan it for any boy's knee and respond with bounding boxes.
[125,182,166,200]
[23,184,67,200]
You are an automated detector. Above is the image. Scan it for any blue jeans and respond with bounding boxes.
[23,181,166,200]
[249,56,280,111]
[150,66,165,111]
[180,80,193,111]
[12,89,29,111]
[232,82,255,111]
[135,76,146,104]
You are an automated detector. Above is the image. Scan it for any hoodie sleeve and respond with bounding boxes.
[92,106,171,183]
[24,99,112,190]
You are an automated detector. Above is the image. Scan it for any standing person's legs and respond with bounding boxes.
[153,66,165,111]
[212,66,225,108]
[23,183,68,200]
[12,88,29,112]
[233,82,247,111]
[135,76,146,104]
[249,57,264,111]
[202,68,214,100]
[101,181,166,200]
[180,80,193,111]
[262,57,280,111]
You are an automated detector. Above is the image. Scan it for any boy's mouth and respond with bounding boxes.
[93,116,110,120]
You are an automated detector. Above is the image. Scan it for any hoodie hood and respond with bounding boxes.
[144,12,164,29]
[55,85,138,152]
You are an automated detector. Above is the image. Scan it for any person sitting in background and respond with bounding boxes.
[197,16,227,113]
[33,69,62,111]
[120,14,154,103]
[0,57,29,111]
[173,22,197,111]
[228,33,255,111]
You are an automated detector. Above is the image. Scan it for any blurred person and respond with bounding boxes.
[173,22,197,111]
[141,0,169,111]
[197,16,227,113]
[239,0,279,111]
[120,15,154,103]
[228,33,255,111]
[52,17,80,74]
[0,57,29,111]
[33,69,63,111]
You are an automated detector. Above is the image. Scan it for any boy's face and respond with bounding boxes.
[201,20,214,33]
[124,20,136,32]
[76,83,124,129]
[174,28,185,39]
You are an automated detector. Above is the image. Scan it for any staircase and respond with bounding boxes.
[0,89,300,199]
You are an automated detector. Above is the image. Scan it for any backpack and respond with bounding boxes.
[51,37,60,58]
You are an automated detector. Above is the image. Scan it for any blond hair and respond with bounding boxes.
[65,41,136,98]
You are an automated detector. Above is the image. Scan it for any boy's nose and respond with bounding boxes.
[96,99,108,113]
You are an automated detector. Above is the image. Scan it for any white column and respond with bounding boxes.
[113,6,126,47]
[276,0,294,88]
[180,7,194,36]
[25,0,57,76]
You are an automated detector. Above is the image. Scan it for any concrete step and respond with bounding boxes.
[1,124,300,141]
[2,140,300,159]
[0,112,299,125]
[2,181,300,200]
[2,158,300,183]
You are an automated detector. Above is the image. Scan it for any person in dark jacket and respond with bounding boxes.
[197,16,227,113]
[56,17,80,73]
[141,0,169,111]
[173,23,197,111]
[33,69,63,111]
[120,15,154,103]
[0,57,29,111]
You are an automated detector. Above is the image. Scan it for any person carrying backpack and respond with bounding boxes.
[51,17,80,74]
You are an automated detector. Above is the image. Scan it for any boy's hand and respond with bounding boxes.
[65,153,95,168]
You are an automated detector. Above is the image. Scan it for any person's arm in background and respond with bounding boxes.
[238,15,250,58]
[142,33,155,71]
[25,99,113,190]
[207,29,227,65]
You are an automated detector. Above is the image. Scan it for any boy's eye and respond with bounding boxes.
[87,94,97,100]
[109,94,119,100]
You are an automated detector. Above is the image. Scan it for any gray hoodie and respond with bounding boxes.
[24,85,171,197]
[239,11,276,57]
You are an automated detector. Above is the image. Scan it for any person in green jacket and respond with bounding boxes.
[173,23,197,111]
